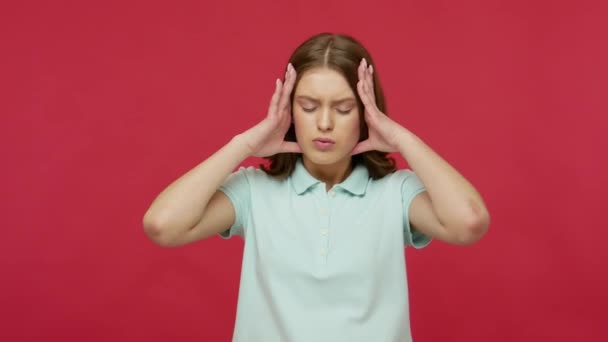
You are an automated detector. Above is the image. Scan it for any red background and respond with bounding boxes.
[1,0,607,341]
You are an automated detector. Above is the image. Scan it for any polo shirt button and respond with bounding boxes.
[320,228,328,236]
[328,190,336,198]
[319,208,328,216]
[320,248,327,256]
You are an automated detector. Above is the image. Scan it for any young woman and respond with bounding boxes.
[143,33,490,342]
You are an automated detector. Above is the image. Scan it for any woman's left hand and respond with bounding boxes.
[351,59,406,155]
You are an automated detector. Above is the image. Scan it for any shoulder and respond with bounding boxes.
[366,169,424,200]
[371,168,418,186]
[391,168,417,179]
[229,165,285,186]
[234,165,265,178]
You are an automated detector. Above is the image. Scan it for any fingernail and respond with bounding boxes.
[362,58,367,66]
[370,65,374,74]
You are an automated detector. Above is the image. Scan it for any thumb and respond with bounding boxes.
[279,141,303,154]
[351,140,373,155]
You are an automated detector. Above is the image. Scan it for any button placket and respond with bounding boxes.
[318,187,335,262]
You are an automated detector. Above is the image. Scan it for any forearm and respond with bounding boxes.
[395,128,490,238]
[143,134,251,234]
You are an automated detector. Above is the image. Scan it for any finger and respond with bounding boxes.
[351,139,373,155]
[357,66,371,97]
[278,105,292,131]
[367,64,376,100]
[362,62,375,101]
[358,81,383,126]
[286,63,297,89]
[357,80,375,113]
[276,65,294,114]
[358,59,366,84]
[285,63,298,114]
[281,65,297,111]
[268,79,283,118]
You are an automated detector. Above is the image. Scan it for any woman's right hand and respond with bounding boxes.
[238,63,302,158]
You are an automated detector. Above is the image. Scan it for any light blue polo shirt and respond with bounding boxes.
[218,157,431,342]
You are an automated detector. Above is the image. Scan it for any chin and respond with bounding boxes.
[302,148,351,166]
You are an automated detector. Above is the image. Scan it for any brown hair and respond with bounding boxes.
[261,32,396,180]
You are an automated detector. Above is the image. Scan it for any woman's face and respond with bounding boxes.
[292,67,361,168]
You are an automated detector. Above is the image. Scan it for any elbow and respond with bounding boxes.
[453,207,491,246]
[142,210,181,247]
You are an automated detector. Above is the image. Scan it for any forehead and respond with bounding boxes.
[294,67,354,99]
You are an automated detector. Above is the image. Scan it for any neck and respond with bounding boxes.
[302,156,353,191]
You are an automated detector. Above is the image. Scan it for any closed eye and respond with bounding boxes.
[337,108,353,115]
[302,107,317,113]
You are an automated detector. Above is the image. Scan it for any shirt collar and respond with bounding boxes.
[291,158,369,196]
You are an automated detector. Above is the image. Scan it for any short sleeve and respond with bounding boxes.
[217,167,252,239]
[400,170,432,249]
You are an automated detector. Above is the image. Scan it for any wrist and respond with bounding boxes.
[230,134,255,160]
[394,127,418,155]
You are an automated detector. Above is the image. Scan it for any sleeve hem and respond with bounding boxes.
[217,186,241,239]
[404,188,433,249]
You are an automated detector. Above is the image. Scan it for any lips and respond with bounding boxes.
[313,138,335,144]
[312,137,335,151]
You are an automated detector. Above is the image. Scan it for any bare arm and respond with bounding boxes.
[397,130,490,245]
[143,64,300,247]
[353,58,490,245]
[142,136,251,246]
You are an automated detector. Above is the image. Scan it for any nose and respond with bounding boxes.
[316,108,333,132]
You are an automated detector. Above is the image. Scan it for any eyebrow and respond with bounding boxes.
[295,95,356,105]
